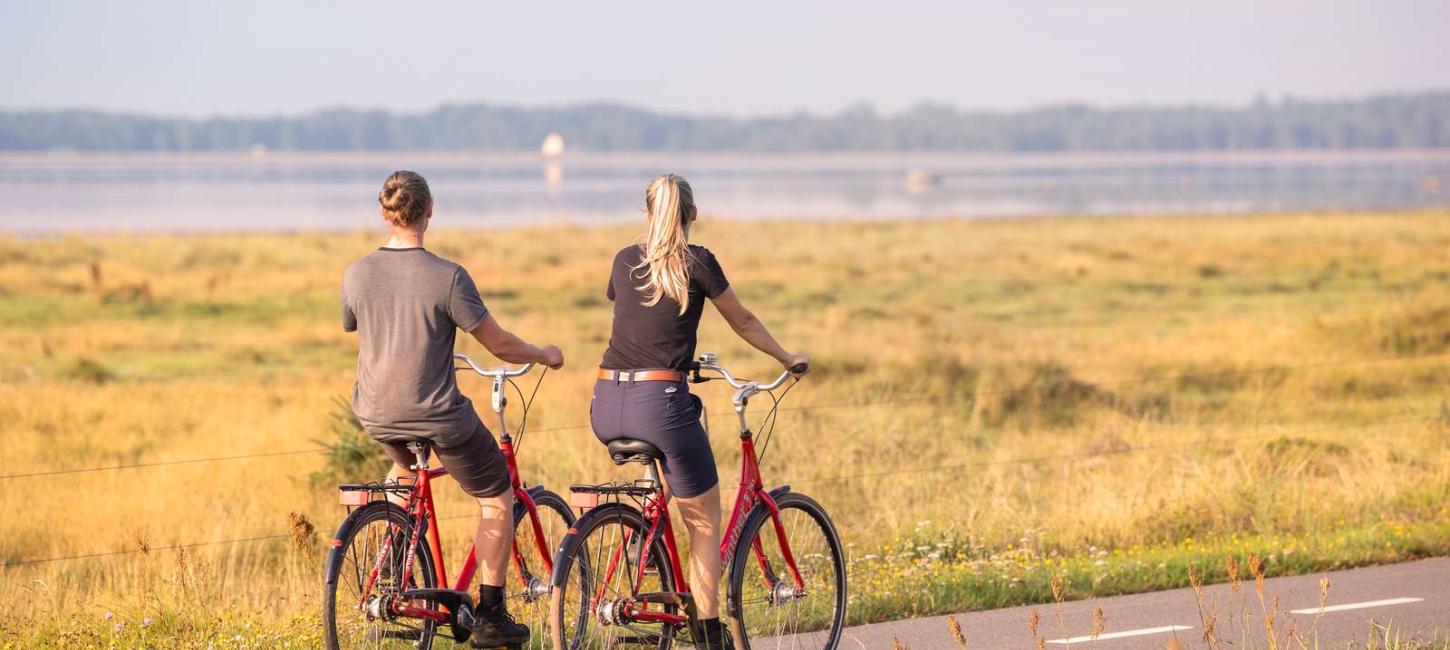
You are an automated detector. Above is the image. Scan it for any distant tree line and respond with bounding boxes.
[2,92,1447,152]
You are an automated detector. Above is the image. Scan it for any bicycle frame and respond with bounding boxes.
[596,388,808,629]
[354,361,555,623]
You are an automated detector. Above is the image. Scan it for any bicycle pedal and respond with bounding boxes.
[402,588,477,643]
[400,587,474,609]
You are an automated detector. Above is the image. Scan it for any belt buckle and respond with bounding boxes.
[618,371,631,382]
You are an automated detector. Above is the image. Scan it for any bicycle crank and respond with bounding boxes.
[401,587,476,642]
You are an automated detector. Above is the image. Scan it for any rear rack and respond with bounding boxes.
[569,481,658,497]
[568,481,660,510]
[338,480,414,506]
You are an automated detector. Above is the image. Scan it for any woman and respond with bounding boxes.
[342,170,564,648]
[590,174,809,650]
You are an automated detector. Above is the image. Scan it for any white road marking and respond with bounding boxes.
[1289,597,1424,615]
[1046,625,1194,645]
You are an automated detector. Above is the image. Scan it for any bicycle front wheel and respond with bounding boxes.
[726,492,846,650]
[323,501,440,650]
[510,489,574,649]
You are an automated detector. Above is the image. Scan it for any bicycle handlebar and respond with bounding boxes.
[691,355,807,391]
[453,352,535,378]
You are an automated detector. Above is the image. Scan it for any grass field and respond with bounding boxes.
[1,211,1447,647]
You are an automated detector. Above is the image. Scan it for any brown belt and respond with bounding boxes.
[597,368,685,383]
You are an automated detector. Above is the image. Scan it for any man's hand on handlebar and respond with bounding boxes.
[786,352,811,376]
[539,344,565,370]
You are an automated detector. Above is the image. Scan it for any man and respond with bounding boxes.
[343,170,564,647]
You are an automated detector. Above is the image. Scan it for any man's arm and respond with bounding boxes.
[468,314,564,369]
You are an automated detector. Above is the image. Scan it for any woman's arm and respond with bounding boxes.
[468,314,565,369]
[709,288,809,371]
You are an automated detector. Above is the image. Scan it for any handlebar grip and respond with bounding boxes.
[687,361,713,383]
[789,362,810,375]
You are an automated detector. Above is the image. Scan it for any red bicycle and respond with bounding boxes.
[548,353,847,650]
[323,354,574,650]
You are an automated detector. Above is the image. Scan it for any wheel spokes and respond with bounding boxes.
[332,516,434,649]
[738,506,842,648]
[511,500,571,649]
[559,510,675,650]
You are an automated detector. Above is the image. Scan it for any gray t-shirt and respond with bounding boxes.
[342,247,490,446]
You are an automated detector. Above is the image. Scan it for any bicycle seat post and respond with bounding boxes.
[406,441,428,472]
[642,460,661,489]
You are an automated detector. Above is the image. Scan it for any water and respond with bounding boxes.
[1,151,1447,234]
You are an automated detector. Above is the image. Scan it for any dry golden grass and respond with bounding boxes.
[0,211,1447,646]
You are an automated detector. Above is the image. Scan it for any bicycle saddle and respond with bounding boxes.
[607,439,664,465]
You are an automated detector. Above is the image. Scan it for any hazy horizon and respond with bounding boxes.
[4,1,1448,118]
[6,88,1449,122]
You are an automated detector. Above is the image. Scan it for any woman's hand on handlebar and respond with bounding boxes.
[539,344,565,370]
[785,352,811,376]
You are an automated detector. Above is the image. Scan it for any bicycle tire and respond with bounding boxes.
[726,492,847,650]
[324,501,440,650]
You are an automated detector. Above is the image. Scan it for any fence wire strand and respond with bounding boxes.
[1,534,295,568]
[4,350,1443,481]
[3,414,1438,570]
[791,416,1437,485]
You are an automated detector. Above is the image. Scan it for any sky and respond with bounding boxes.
[2,0,1448,118]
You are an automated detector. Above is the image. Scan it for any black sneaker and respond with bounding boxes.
[469,603,530,648]
[692,618,727,650]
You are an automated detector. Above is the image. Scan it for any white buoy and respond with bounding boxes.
[540,133,566,158]
[904,168,940,193]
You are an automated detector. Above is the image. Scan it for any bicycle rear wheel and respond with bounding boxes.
[726,492,846,649]
[509,489,574,650]
[324,502,440,650]
[549,502,679,650]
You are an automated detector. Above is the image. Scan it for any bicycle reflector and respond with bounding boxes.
[338,488,371,506]
[570,490,599,510]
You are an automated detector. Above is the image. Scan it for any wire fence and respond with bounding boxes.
[2,348,1445,568]
[0,534,297,568]
[2,513,480,569]
[3,413,1440,570]
[791,415,1436,485]
[3,349,1443,481]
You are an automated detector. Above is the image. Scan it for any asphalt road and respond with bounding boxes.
[820,558,1448,649]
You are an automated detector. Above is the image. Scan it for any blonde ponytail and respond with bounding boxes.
[634,174,697,315]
